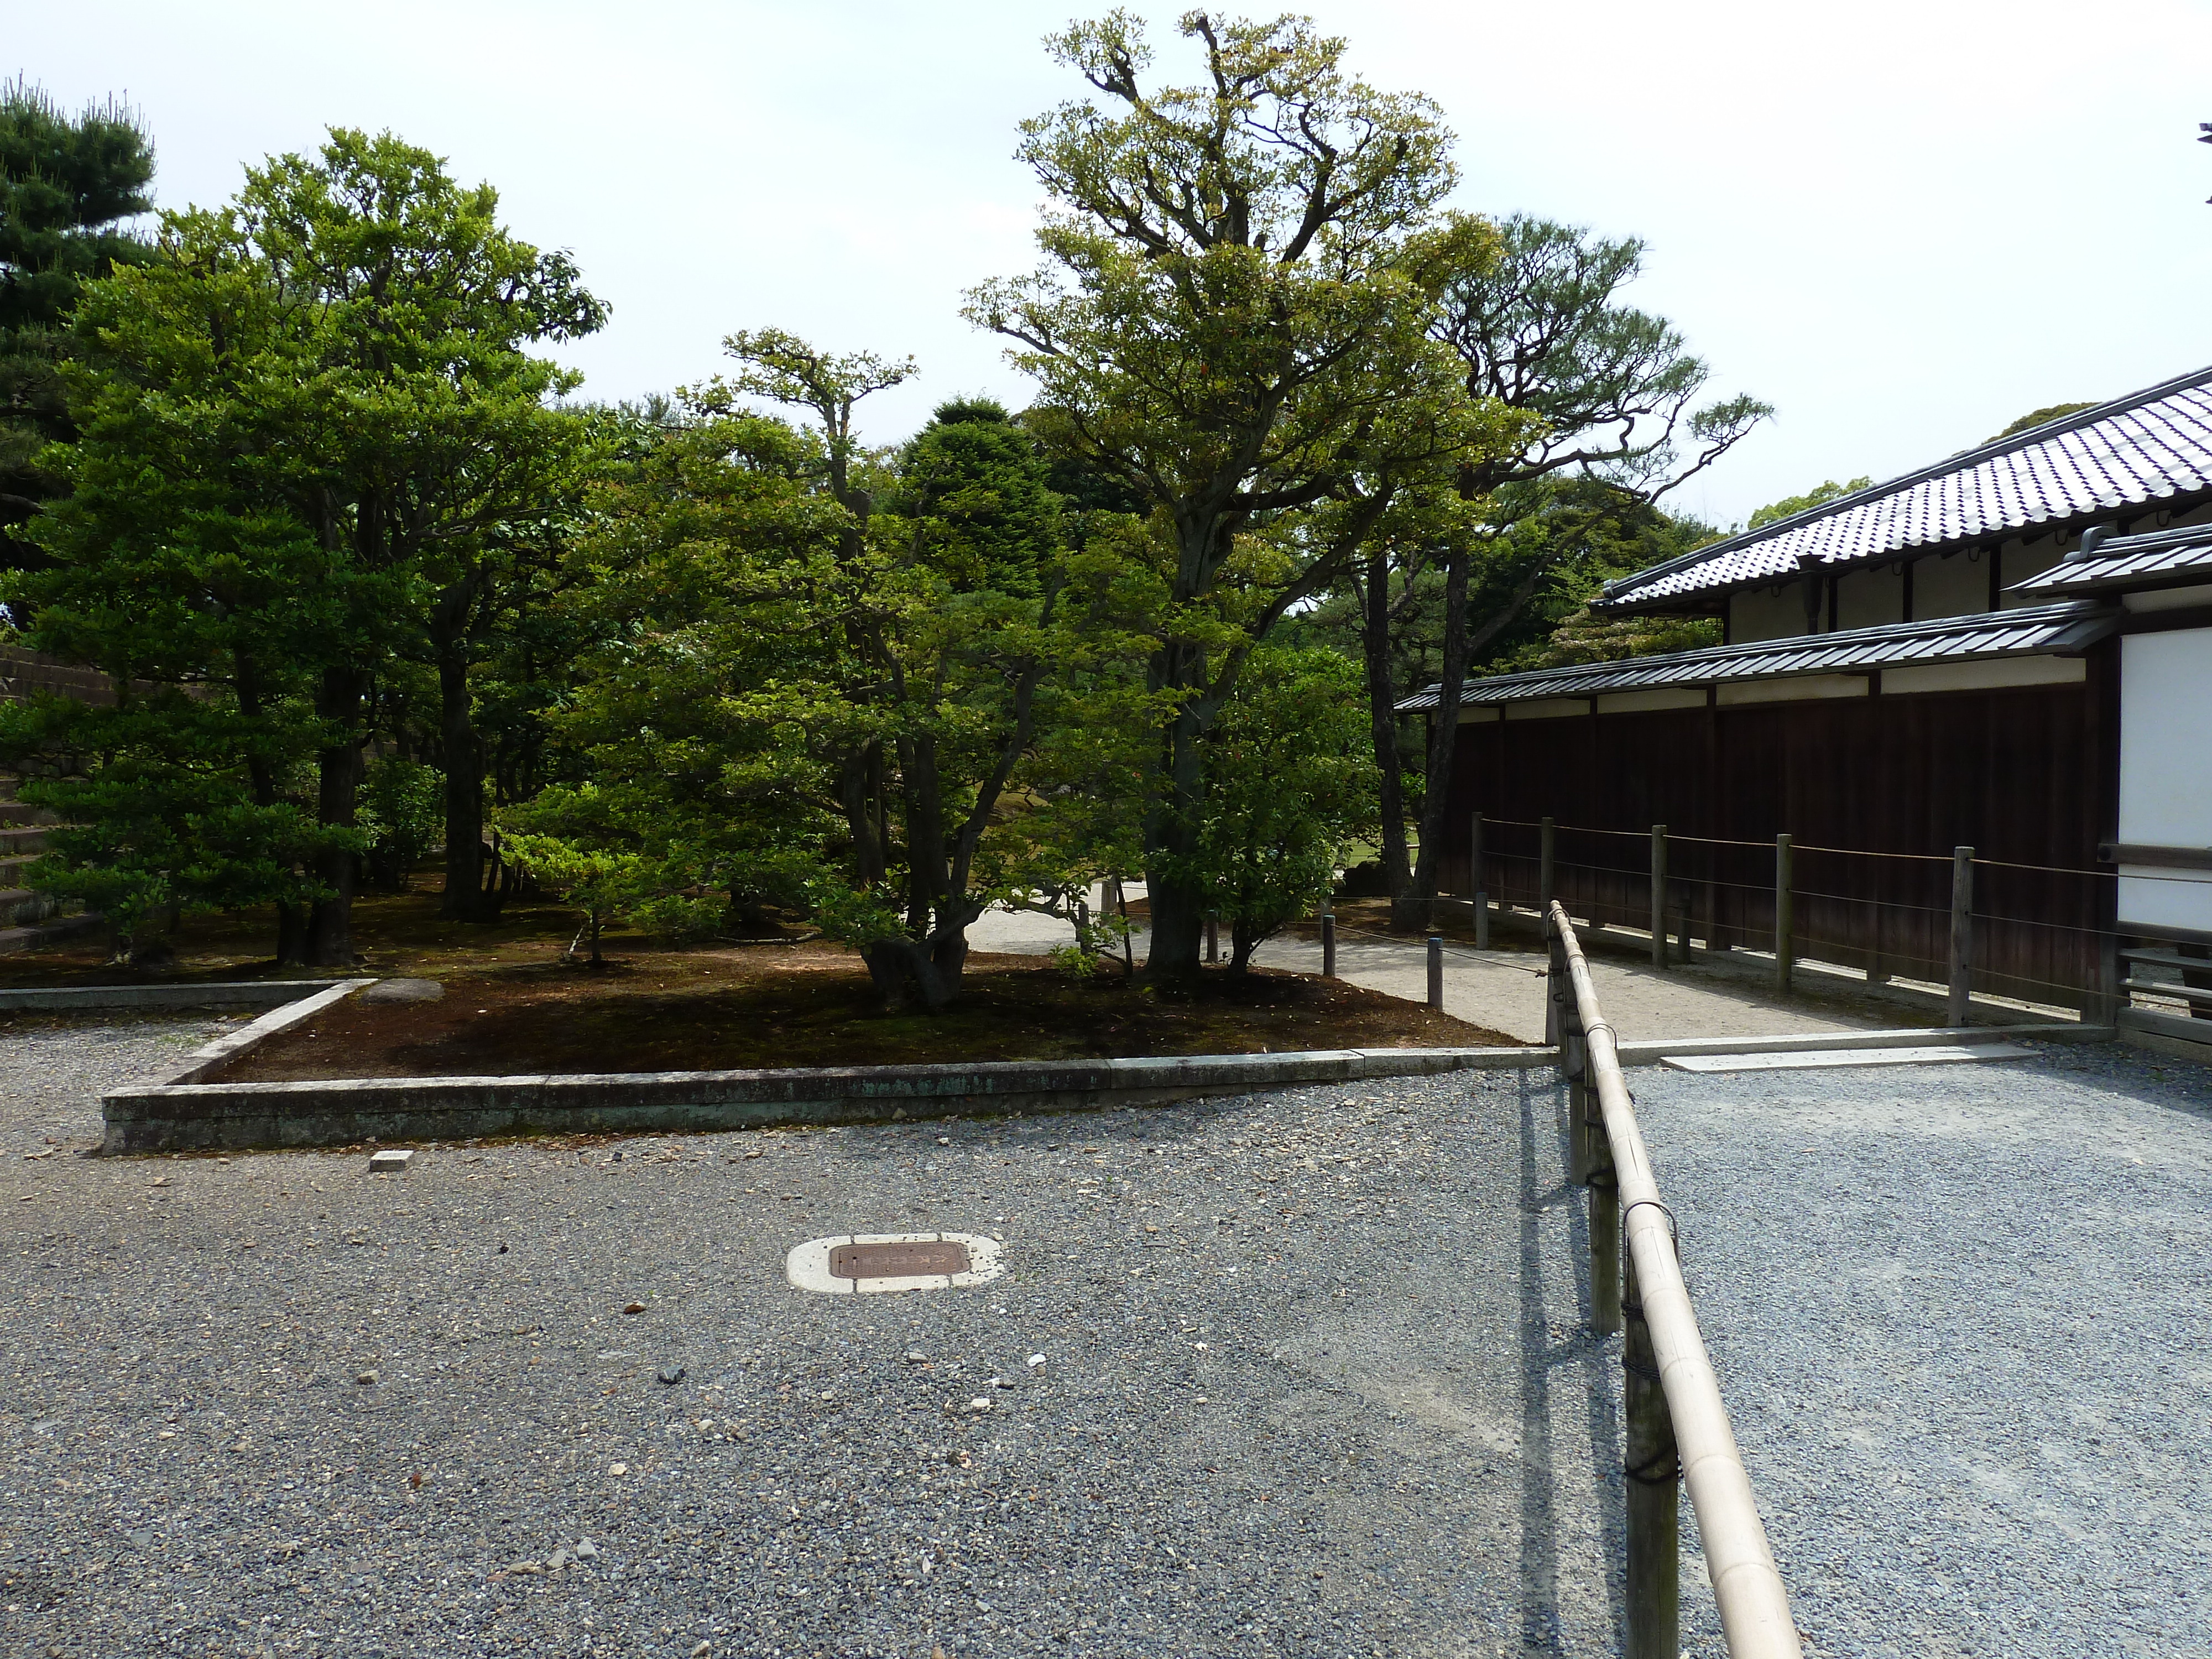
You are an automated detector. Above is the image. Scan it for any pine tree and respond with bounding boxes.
[0,79,154,589]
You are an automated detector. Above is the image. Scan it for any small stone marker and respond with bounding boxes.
[367,1149,413,1175]
[359,978,445,1005]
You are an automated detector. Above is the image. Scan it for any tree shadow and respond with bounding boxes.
[1518,1066,1625,1652]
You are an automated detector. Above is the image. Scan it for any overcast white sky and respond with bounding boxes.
[17,1,2212,527]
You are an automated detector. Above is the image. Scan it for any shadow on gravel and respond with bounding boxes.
[1516,1068,1626,1652]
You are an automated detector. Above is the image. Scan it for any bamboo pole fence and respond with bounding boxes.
[1548,900,1802,1659]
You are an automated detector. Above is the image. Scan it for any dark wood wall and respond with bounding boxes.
[1444,669,2114,1006]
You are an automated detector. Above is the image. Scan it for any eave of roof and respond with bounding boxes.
[1595,363,2212,614]
[1396,602,2115,712]
[2011,521,2212,598]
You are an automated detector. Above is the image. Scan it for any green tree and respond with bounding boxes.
[10,129,606,964]
[686,358,1073,1008]
[1746,475,1870,530]
[967,10,1498,982]
[1176,645,1376,971]
[1356,212,1767,927]
[0,80,154,591]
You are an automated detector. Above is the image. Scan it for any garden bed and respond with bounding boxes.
[208,944,1511,1081]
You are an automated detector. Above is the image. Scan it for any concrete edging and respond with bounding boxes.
[0,978,352,1013]
[95,1013,2117,1155]
[159,979,375,1085]
[1613,1021,2110,1065]
[101,1044,1550,1153]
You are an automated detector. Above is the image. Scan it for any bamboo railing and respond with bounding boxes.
[1547,900,1801,1659]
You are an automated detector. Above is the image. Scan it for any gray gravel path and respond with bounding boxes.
[2,1020,1621,1658]
[1626,1041,2212,1658]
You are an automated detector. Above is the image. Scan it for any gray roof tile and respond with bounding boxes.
[1397,602,2113,712]
[1600,366,2212,611]
[2013,521,2212,597]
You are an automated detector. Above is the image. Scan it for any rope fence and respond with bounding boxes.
[1406,810,2212,1025]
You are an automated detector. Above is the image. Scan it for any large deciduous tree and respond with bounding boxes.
[968,9,1506,983]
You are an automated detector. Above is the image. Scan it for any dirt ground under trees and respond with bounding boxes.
[3,885,1515,1079]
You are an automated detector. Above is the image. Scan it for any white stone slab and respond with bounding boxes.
[1661,1042,2035,1074]
[785,1232,1004,1296]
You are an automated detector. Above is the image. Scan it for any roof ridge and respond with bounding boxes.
[1600,362,2212,605]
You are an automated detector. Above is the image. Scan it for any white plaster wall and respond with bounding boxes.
[1835,564,1906,631]
[2118,627,2212,932]
[1729,582,1808,643]
[1912,549,1991,619]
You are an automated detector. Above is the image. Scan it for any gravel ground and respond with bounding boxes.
[1630,1041,2212,1658]
[2,1016,1622,1658]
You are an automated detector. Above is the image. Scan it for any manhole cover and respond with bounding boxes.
[787,1232,1003,1295]
[831,1240,969,1279]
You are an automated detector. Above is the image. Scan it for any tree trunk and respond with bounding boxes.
[1141,694,1208,984]
[1395,542,1477,932]
[860,937,952,1012]
[306,665,368,967]
[236,655,307,967]
[1229,916,1258,974]
[1396,539,1558,929]
[1358,545,1413,903]
[438,647,491,921]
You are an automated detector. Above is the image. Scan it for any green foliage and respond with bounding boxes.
[499,785,659,966]
[6,126,606,962]
[1746,476,1871,530]
[1,691,343,949]
[359,755,442,890]
[1985,402,2096,444]
[966,11,1521,977]
[0,79,155,582]
[1168,647,1378,970]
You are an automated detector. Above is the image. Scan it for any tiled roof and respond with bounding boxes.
[1396,602,2115,711]
[1597,364,2212,612]
[2011,521,2212,598]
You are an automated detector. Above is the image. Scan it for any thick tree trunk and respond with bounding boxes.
[1395,544,1477,932]
[1359,546,1414,903]
[438,649,492,921]
[306,665,368,968]
[860,937,953,1012]
[1142,696,1208,985]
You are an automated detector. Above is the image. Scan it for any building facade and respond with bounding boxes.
[1405,364,2212,1024]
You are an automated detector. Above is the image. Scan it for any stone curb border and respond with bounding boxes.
[0,978,353,1012]
[101,1044,1548,1153]
[160,980,375,1085]
[96,1017,2111,1155]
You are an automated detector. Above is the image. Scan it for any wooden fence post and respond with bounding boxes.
[1540,816,1557,910]
[1205,914,1218,964]
[1470,810,1484,902]
[1321,907,1337,979]
[1471,811,1489,947]
[1948,846,1975,1027]
[1565,987,1589,1182]
[1545,916,1562,1047]
[1588,1092,1620,1336]
[1774,833,1794,996]
[1624,1249,1682,1659]
[1427,933,1444,1009]
[1650,825,1670,970]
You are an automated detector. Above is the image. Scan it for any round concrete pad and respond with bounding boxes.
[359,978,445,1004]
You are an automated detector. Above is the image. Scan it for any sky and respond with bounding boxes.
[16,0,2212,529]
